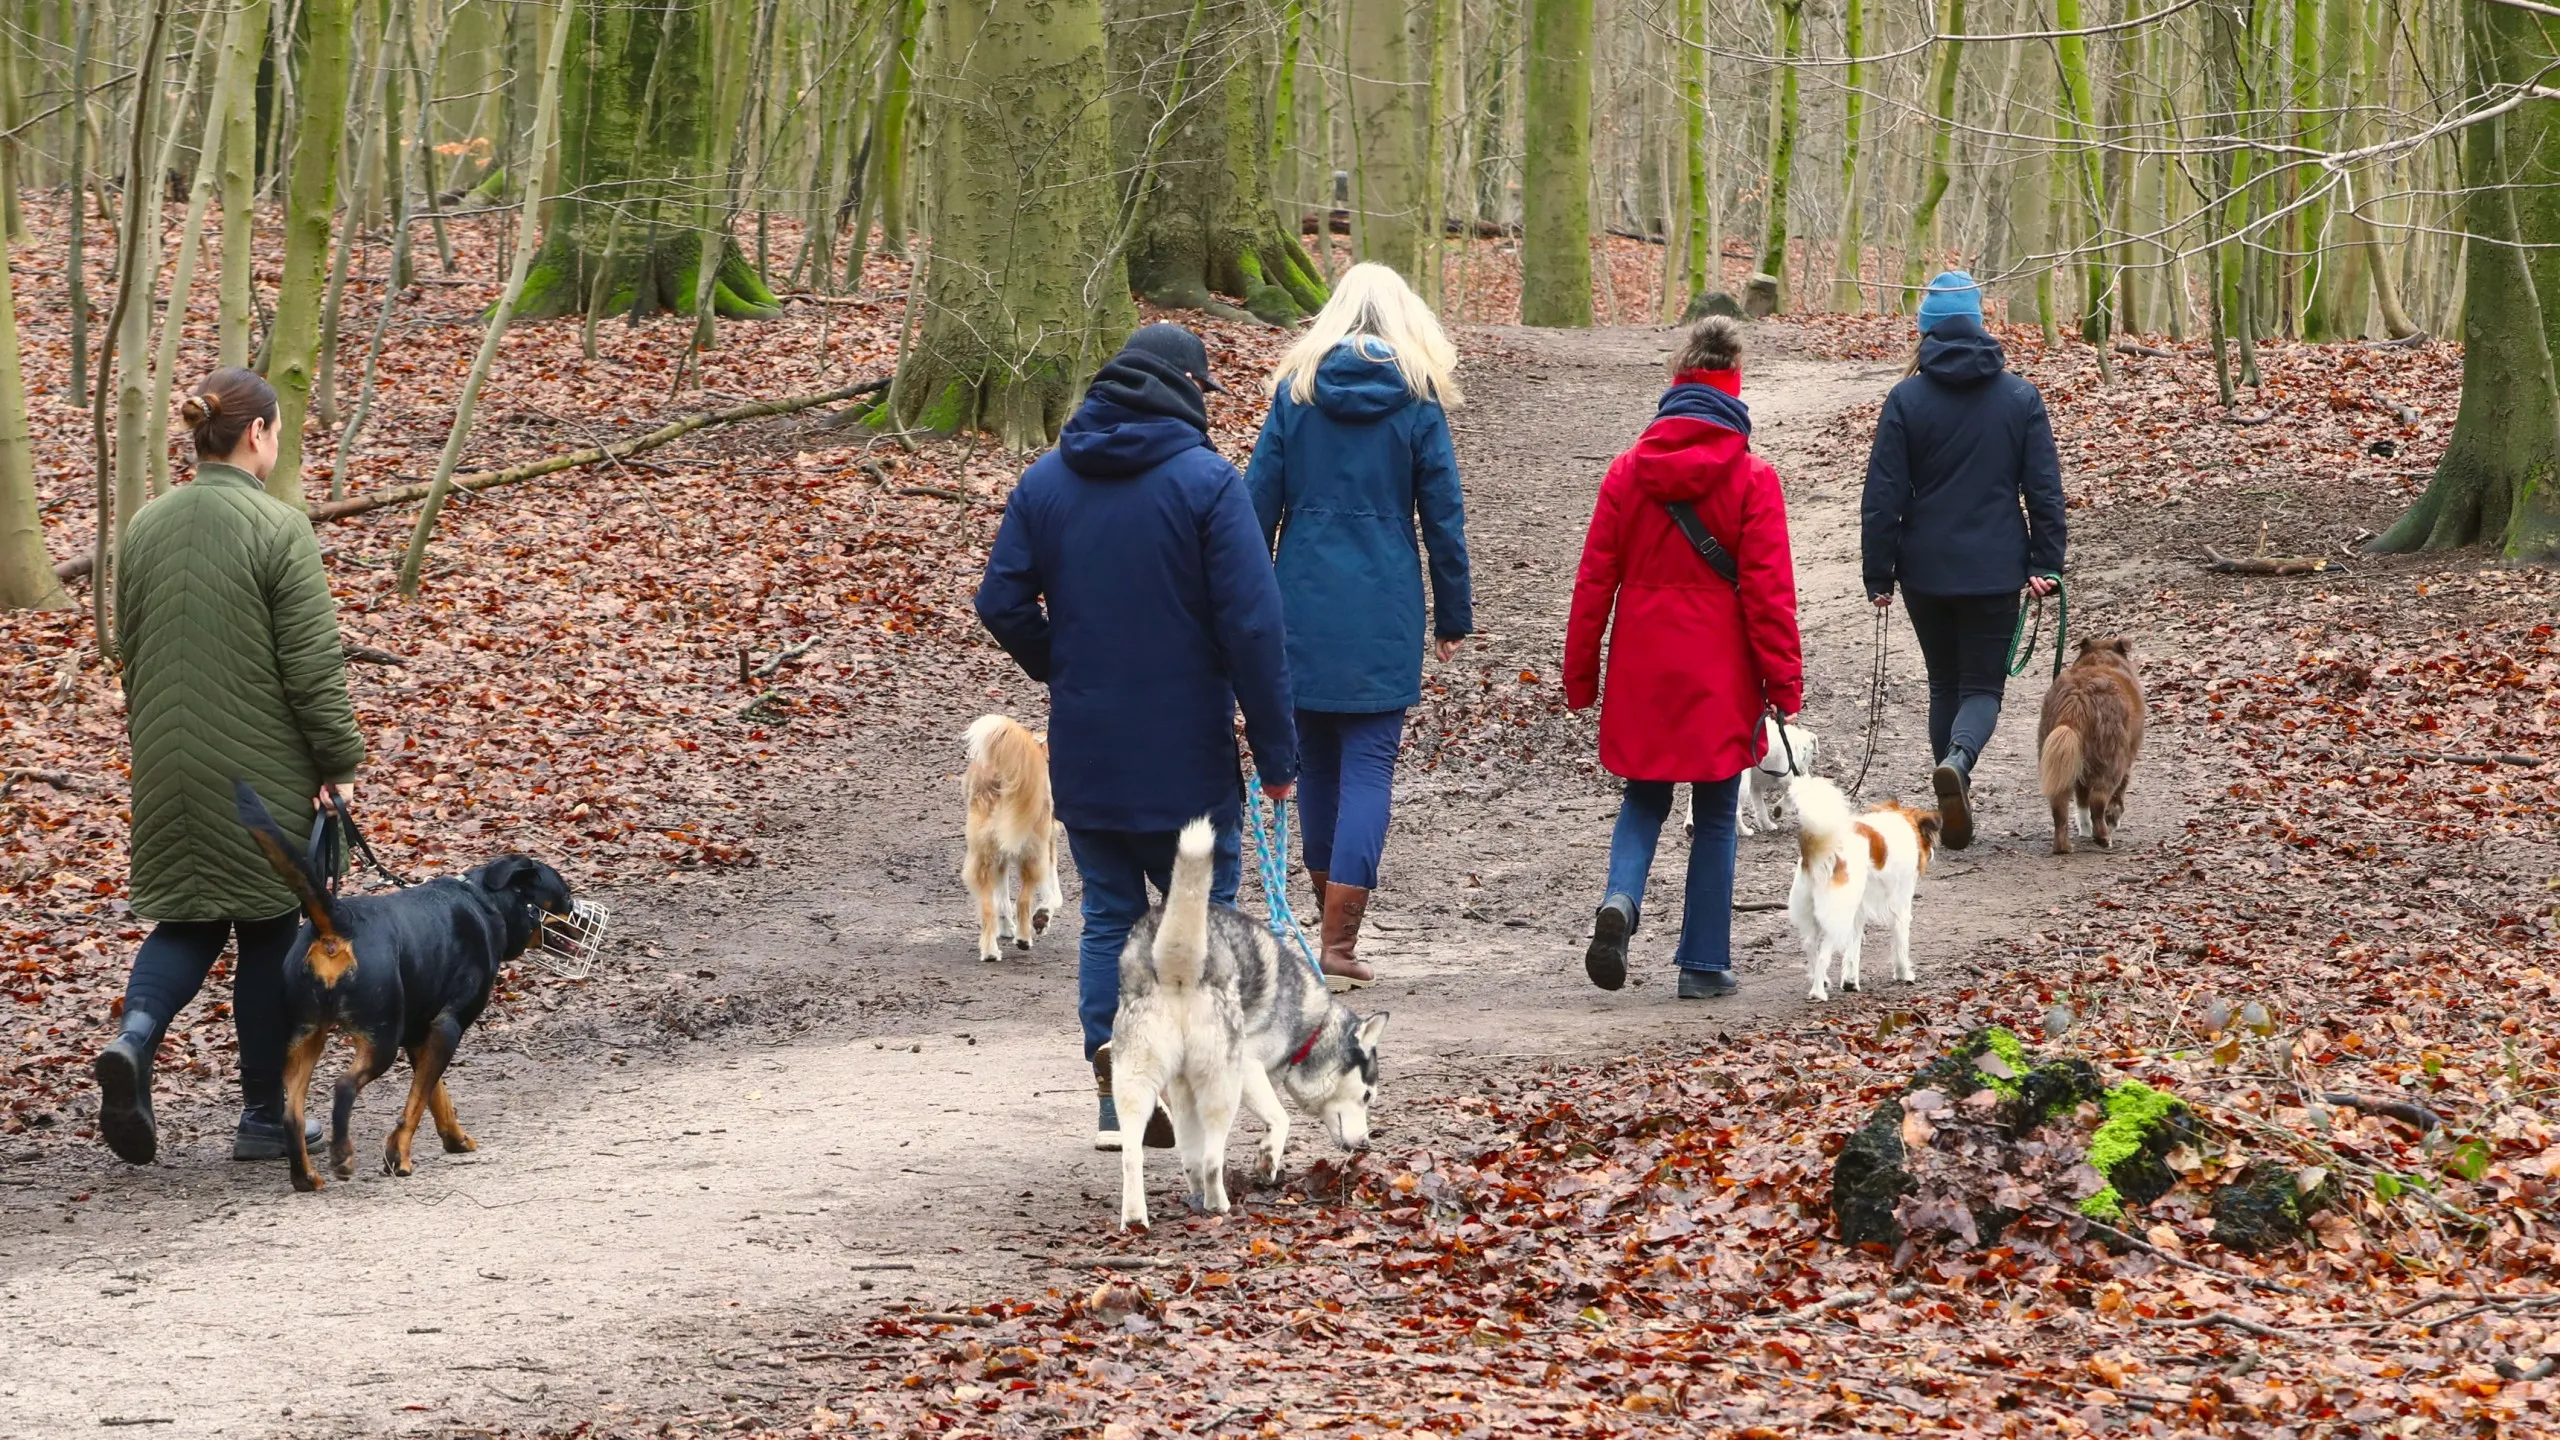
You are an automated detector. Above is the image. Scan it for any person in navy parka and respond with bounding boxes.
[1862,272,2068,850]
[974,323,1299,1152]
[1244,263,1473,987]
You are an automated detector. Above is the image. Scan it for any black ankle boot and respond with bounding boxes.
[1933,748,1977,850]
[231,1105,323,1162]
[94,1011,160,1165]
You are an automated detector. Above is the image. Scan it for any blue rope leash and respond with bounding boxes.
[1242,772,1326,982]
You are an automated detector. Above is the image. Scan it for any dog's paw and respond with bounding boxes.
[1256,1148,1285,1184]
[1807,986,1829,1003]
[442,1131,477,1155]
[330,1146,355,1181]
[1014,937,1032,952]
[1842,979,1860,994]
[979,948,1001,964]
[291,1169,324,1194]
[1120,1211,1150,1233]
[383,1146,415,1178]
[1032,909,1052,934]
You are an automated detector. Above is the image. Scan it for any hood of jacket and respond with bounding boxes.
[1058,352,1210,478]
[1622,384,1754,504]
[1308,337,1417,422]
[1914,314,2007,387]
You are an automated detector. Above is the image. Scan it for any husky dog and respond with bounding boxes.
[1684,715,1821,839]
[1111,819,1388,1231]
[2037,638,2146,855]
[1787,775,1940,1002]
[962,714,1065,962]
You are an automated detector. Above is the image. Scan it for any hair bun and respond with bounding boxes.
[179,394,218,425]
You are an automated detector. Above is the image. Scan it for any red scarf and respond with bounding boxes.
[1673,368,1742,395]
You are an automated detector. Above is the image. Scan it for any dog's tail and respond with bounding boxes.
[2040,724,2085,806]
[1787,774,1857,882]
[1149,817,1218,988]
[232,779,357,986]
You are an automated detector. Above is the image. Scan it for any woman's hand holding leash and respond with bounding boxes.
[2026,574,2059,597]
[1434,636,1464,662]
[318,782,354,812]
[1262,778,1296,802]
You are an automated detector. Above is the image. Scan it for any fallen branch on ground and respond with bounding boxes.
[2033,1203,2296,1294]
[343,643,408,666]
[2395,751,2546,768]
[2,767,79,790]
[51,378,892,582]
[907,1312,996,1328]
[2202,546,2328,576]
[2218,406,2286,427]
[2367,331,2432,349]
[2140,1311,2299,1341]
[2318,1092,2445,1132]
[2114,340,2175,359]
[752,638,821,679]
[2371,391,2422,425]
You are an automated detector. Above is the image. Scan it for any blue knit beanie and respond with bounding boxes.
[1915,271,1985,334]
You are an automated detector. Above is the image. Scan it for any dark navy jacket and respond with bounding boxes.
[974,354,1298,834]
[1243,338,1472,712]
[1861,317,2068,598]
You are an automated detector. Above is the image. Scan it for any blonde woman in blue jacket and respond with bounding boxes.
[1245,264,1473,986]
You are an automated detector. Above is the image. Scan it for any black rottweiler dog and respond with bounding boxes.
[233,781,573,1192]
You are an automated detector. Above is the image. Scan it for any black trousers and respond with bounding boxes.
[1902,591,2021,766]
[121,914,299,1112]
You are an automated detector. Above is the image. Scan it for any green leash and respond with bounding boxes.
[2006,575,2068,680]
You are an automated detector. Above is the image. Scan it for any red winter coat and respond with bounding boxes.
[1563,403,1803,782]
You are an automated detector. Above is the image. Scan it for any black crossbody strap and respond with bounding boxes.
[1663,501,1740,588]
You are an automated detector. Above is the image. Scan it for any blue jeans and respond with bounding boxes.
[120,913,299,1110]
[1602,775,1741,973]
[1066,824,1243,1059]
[1295,708,1406,889]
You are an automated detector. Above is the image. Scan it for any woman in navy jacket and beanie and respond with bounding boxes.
[1245,263,1473,987]
[1566,317,1801,1000]
[1861,271,2067,849]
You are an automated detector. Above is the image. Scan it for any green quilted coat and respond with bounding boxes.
[118,463,367,921]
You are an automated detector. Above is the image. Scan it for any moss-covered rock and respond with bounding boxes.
[2078,1080,2197,1221]
[1830,1027,2105,1248]
[2208,1164,2335,1254]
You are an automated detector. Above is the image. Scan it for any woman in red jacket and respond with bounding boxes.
[1563,317,1803,1000]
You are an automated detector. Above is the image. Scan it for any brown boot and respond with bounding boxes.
[1319,882,1375,988]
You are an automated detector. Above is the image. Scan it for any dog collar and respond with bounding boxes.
[1285,1025,1321,1067]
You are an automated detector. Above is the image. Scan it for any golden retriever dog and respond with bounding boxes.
[962,714,1064,961]
[2037,638,2146,854]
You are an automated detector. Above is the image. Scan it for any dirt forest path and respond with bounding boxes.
[0,328,2185,1438]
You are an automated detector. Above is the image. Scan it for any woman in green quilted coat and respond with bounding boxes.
[93,368,367,1165]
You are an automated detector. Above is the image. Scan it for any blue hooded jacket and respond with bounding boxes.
[1861,316,2068,599]
[974,352,1298,833]
[1243,338,1473,713]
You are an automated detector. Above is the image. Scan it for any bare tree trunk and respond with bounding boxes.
[397,0,574,594]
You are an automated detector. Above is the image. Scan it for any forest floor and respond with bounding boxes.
[3,206,2557,1438]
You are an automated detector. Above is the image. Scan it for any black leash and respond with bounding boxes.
[1841,605,1891,796]
[316,795,418,893]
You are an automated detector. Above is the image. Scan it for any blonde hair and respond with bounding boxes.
[1267,262,1464,408]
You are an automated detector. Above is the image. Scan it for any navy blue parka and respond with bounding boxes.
[1861,316,2068,599]
[973,352,1299,834]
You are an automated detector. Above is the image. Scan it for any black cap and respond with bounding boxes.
[1122,322,1230,394]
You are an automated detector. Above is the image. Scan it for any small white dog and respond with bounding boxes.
[1786,775,1941,1002]
[1685,716,1820,838]
[961,714,1065,962]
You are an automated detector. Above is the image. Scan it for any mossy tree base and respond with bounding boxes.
[885,348,1084,454]
[1108,0,1328,326]
[514,231,782,322]
[2379,0,2560,564]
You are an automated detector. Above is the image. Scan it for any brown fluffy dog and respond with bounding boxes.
[963,714,1064,961]
[2036,638,2146,854]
